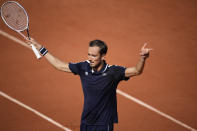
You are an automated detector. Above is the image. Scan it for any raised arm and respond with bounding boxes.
[27,39,71,73]
[125,43,152,77]
[44,52,71,72]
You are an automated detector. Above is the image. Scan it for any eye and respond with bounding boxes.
[88,53,97,57]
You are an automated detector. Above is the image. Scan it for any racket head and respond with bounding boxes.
[1,1,29,32]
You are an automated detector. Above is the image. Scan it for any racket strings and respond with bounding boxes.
[1,2,28,31]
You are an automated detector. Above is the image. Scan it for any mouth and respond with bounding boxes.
[89,61,95,66]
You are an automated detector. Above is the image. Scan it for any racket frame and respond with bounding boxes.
[1,1,41,59]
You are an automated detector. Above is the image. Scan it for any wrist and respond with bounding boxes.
[140,53,149,59]
[140,56,146,62]
[39,46,48,56]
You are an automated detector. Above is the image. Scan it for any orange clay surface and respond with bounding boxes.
[0,0,197,131]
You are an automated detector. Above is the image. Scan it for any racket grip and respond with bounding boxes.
[31,44,42,59]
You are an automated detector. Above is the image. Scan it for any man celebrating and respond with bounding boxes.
[28,39,152,131]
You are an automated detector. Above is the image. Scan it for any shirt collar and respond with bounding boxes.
[87,60,108,75]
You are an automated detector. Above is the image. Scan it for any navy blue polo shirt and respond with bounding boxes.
[69,60,129,125]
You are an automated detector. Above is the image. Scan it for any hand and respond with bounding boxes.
[140,43,153,58]
[26,38,42,50]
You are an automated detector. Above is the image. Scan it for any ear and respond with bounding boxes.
[101,54,106,60]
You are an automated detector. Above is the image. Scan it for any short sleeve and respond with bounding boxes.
[112,65,130,82]
[69,62,84,75]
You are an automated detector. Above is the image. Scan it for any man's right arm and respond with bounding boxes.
[27,39,72,73]
[44,52,71,72]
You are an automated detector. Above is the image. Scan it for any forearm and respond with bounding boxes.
[125,43,152,77]
[135,56,146,74]
[125,56,147,77]
[26,39,71,72]
[43,52,71,72]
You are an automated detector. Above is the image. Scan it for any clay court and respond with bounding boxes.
[0,0,197,131]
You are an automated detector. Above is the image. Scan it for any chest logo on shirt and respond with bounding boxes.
[85,71,88,76]
[102,73,107,76]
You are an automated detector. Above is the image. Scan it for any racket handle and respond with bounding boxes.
[31,44,42,59]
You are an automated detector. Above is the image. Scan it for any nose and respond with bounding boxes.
[88,55,93,62]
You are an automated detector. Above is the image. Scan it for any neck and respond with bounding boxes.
[93,60,104,72]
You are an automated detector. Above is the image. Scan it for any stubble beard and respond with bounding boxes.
[91,60,103,71]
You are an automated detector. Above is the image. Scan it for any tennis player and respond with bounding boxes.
[27,39,152,131]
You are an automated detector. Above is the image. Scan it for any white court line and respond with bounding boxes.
[0,29,30,49]
[117,89,197,131]
[0,30,71,130]
[0,91,72,131]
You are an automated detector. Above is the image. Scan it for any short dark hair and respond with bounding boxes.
[89,39,108,55]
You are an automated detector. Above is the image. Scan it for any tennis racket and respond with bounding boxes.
[1,1,41,59]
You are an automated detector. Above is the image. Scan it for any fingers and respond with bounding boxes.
[141,43,147,50]
[26,38,38,45]
[25,37,40,50]
[25,39,32,46]
[140,43,153,56]
[26,37,35,42]
[141,43,153,51]
[147,48,153,51]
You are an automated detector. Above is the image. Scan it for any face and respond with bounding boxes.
[88,46,105,68]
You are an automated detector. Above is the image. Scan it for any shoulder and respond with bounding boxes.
[108,65,127,70]
[69,60,89,66]
[106,64,127,74]
[73,60,90,70]
[107,64,129,81]
[69,60,90,75]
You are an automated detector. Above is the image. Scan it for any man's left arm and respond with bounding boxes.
[125,43,153,78]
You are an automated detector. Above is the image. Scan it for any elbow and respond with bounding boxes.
[54,65,61,71]
[54,64,70,72]
[128,70,141,77]
[137,71,143,75]
[135,69,143,76]
[53,60,66,71]
[56,66,66,72]
[135,71,141,76]
[53,64,63,71]
[126,67,143,77]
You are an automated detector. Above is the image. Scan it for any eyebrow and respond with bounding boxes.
[88,53,97,57]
